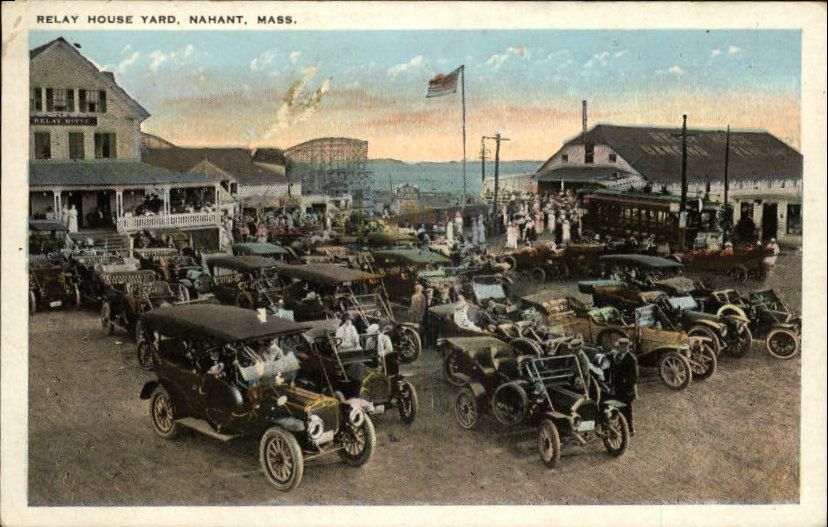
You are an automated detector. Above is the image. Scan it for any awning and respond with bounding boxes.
[29,161,222,189]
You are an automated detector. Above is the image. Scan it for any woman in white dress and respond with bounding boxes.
[477,216,486,244]
[446,219,454,243]
[67,205,79,233]
[506,222,518,249]
[534,210,544,236]
[562,219,571,245]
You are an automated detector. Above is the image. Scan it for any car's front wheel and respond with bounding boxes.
[397,380,418,424]
[537,418,561,468]
[136,339,155,371]
[454,387,481,430]
[443,350,465,387]
[688,341,717,381]
[338,415,376,467]
[601,410,629,457]
[149,385,180,439]
[658,351,692,390]
[766,328,800,359]
[259,426,304,492]
[396,326,421,363]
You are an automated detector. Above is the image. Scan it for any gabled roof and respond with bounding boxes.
[539,124,802,184]
[142,147,288,185]
[30,37,150,120]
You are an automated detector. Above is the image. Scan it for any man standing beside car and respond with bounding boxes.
[609,338,639,436]
[408,284,427,345]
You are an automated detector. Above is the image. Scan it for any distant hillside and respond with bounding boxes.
[366,159,542,194]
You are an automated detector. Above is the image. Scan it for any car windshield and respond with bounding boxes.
[234,339,301,387]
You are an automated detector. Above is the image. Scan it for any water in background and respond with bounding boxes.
[366,159,543,195]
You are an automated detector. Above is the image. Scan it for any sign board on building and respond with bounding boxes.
[30,116,98,126]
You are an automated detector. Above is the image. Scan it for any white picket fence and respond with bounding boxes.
[116,212,220,232]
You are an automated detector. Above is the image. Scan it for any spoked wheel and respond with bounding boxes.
[149,385,180,439]
[601,410,629,457]
[396,380,418,424]
[338,415,376,467]
[136,340,155,371]
[688,341,717,381]
[658,351,692,390]
[100,302,114,335]
[73,286,82,310]
[29,291,37,316]
[443,351,465,387]
[727,325,753,358]
[259,426,304,491]
[454,387,481,430]
[730,266,749,283]
[529,267,546,283]
[688,326,721,356]
[537,418,561,468]
[765,328,800,360]
[396,326,422,364]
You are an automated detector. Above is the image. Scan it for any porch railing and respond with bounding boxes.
[116,212,220,232]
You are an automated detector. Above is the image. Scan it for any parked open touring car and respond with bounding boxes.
[202,255,282,310]
[677,245,775,281]
[29,260,79,315]
[361,248,452,302]
[443,336,630,468]
[599,254,684,284]
[138,304,376,492]
[232,242,300,263]
[535,298,716,390]
[135,247,200,296]
[299,323,419,423]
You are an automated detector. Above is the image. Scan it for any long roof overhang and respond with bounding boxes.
[29,161,222,190]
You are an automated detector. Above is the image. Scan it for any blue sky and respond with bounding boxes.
[30,29,801,160]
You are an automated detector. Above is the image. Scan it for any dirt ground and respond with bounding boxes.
[27,250,802,505]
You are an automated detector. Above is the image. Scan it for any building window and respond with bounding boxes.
[30,87,43,111]
[52,89,74,112]
[786,204,801,235]
[69,133,85,160]
[79,90,105,112]
[94,132,116,159]
[740,201,754,220]
[99,91,107,113]
[608,153,617,163]
[34,132,51,159]
[585,143,595,164]
[561,154,569,163]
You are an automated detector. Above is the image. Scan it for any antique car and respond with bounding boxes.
[29,260,79,315]
[138,304,375,492]
[201,255,283,310]
[361,230,419,249]
[587,282,753,357]
[299,324,419,423]
[301,245,357,266]
[329,291,424,364]
[676,245,775,281]
[444,337,629,468]
[542,243,607,280]
[696,288,801,359]
[69,252,132,306]
[99,269,174,340]
[28,219,68,257]
[361,248,452,302]
[535,297,716,390]
[135,247,200,299]
[232,242,300,263]
[599,254,684,284]
[493,242,559,281]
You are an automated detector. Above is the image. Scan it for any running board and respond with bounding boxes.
[176,417,239,442]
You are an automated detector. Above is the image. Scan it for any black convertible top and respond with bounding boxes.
[207,255,278,273]
[141,304,310,343]
[273,262,380,285]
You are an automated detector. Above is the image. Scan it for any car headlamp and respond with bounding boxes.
[349,406,365,427]
[307,414,324,441]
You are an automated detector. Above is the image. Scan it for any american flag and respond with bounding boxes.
[426,67,461,98]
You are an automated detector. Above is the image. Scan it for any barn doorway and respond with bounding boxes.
[761,202,778,241]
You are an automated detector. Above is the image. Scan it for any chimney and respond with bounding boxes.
[582,100,588,135]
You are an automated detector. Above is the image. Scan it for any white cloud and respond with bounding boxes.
[486,46,528,68]
[289,51,302,64]
[148,44,196,72]
[711,48,722,58]
[656,65,686,76]
[387,55,425,79]
[728,45,743,55]
[613,50,630,59]
[250,49,277,71]
[121,44,132,54]
[545,49,570,60]
[116,51,141,74]
[583,51,610,68]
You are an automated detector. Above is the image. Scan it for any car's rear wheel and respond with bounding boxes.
[658,351,692,390]
[338,415,376,467]
[100,302,114,335]
[29,291,37,316]
[601,410,629,457]
[537,418,561,468]
[397,380,418,424]
[454,387,481,430]
[529,267,546,283]
[443,351,465,387]
[688,325,721,356]
[766,328,800,359]
[396,326,421,364]
[688,341,717,381]
[149,385,180,439]
[260,426,304,492]
[136,339,155,371]
[728,325,753,358]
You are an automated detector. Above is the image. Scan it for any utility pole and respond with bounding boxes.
[480,137,487,183]
[483,133,510,234]
[679,114,688,250]
[723,124,731,217]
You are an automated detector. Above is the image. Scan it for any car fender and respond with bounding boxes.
[602,399,627,409]
[722,313,750,327]
[716,304,747,319]
[399,321,420,331]
[689,318,723,333]
[542,409,569,420]
[274,416,306,432]
[139,380,160,399]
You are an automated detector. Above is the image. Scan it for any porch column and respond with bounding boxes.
[53,189,63,215]
[163,186,171,215]
[115,190,123,218]
[215,184,221,223]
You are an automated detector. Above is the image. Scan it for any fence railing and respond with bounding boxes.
[116,212,220,232]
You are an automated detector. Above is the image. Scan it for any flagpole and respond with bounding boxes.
[461,64,467,210]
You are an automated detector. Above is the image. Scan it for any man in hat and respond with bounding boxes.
[408,283,428,345]
[609,338,638,435]
[335,313,361,350]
